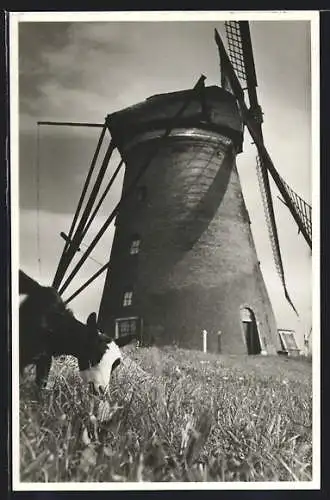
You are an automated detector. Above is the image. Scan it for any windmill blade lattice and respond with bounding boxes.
[225,21,248,86]
[256,155,283,278]
[277,173,312,242]
[256,156,298,314]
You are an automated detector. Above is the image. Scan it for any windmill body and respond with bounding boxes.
[98,85,281,354]
[34,22,310,357]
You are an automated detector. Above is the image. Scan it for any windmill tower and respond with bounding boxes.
[96,29,282,355]
[44,22,311,357]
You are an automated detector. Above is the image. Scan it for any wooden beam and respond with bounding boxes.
[37,121,104,128]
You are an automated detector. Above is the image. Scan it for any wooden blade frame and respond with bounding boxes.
[215,28,312,250]
[216,26,302,315]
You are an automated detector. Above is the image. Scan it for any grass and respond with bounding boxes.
[19,345,313,483]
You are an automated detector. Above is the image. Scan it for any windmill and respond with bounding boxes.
[36,21,311,356]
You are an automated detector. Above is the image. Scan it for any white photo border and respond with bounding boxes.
[10,10,320,491]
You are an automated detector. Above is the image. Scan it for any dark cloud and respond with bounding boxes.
[19,23,72,110]
[19,22,139,116]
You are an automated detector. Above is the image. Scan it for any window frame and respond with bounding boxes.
[123,290,133,307]
[115,316,140,339]
[130,237,141,255]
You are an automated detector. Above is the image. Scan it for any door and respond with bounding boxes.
[240,307,261,355]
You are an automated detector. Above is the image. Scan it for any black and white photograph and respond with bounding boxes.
[10,11,319,488]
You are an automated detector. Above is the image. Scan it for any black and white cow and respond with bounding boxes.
[19,270,135,393]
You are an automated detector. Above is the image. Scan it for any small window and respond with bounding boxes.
[123,291,133,307]
[117,318,138,336]
[137,186,147,202]
[130,238,141,255]
[119,320,130,334]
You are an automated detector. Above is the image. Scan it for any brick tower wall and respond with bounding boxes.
[98,87,280,354]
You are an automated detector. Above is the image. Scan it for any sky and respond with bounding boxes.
[17,17,313,348]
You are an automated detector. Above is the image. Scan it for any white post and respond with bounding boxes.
[202,329,207,353]
[217,330,222,353]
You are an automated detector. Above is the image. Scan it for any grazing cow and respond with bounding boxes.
[19,270,135,393]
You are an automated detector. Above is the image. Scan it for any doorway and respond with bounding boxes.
[240,307,261,355]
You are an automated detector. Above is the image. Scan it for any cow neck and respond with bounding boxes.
[47,313,89,358]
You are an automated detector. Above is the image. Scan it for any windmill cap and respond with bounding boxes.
[106,85,243,153]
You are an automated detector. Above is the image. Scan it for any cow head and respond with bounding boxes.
[77,312,135,394]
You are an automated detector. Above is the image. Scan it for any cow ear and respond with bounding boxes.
[86,312,97,328]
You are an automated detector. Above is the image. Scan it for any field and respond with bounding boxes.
[19,345,313,483]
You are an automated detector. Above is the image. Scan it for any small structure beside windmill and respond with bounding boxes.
[277,329,301,357]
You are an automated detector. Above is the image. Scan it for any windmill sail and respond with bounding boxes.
[277,174,312,243]
[256,156,298,315]
[223,23,312,245]
[218,24,300,315]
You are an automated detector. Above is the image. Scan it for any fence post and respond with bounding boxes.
[217,330,222,353]
[202,329,208,353]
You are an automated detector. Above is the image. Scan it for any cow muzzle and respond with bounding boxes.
[79,341,122,395]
